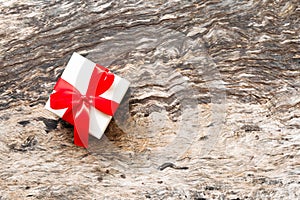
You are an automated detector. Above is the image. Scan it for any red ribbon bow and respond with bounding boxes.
[50,64,119,148]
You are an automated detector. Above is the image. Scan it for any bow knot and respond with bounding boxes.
[80,95,92,104]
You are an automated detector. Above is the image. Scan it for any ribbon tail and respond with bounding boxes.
[62,108,75,125]
[93,97,119,116]
[73,101,90,148]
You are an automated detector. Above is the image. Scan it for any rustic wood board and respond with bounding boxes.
[0,0,299,199]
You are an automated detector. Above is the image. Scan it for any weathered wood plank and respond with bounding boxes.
[0,0,299,199]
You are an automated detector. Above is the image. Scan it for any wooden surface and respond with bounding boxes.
[0,0,300,199]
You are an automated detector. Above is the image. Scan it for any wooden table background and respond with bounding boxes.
[0,0,299,199]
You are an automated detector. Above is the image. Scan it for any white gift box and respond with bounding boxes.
[45,52,130,139]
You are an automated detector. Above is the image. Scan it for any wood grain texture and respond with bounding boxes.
[0,0,300,199]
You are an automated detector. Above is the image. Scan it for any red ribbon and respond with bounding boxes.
[50,64,119,148]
